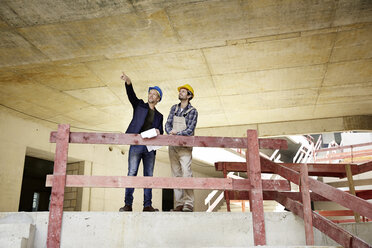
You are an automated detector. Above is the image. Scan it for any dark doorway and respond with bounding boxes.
[18,156,53,211]
[162,189,174,211]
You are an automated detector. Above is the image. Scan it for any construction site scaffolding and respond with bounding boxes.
[46,124,372,248]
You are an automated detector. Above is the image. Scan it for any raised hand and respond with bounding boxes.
[120,71,132,85]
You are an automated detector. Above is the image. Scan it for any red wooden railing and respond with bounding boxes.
[316,210,371,223]
[215,159,372,247]
[46,124,288,247]
[315,142,372,163]
[45,124,372,248]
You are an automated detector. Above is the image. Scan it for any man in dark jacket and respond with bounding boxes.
[119,72,164,212]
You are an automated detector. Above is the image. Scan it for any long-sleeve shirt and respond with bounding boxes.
[165,103,198,136]
[125,83,164,135]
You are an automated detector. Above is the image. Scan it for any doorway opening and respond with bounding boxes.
[19,156,53,211]
[19,156,85,212]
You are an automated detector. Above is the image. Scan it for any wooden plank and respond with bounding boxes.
[262,157,372,220]
[46,175,291,191]
[286,163,358,175]
[308,178,372,220]
[222,167,231,212]
[260,157,300,184]
[327,179,372,188]
[50,131,287,149]
[300,163,314,245]
[214,161,358,177]
[215,162,247,172]
[358,161,372,174]
[332,219,368,224]
[47,124,70,248]
[316,210,359,217]
[258,138,288,150]
[228,190,372,202]
[315,142,372,153]
[272,192,371,248]
[246,130,266,246]
[228,191,329,201]
[234,179,291,191]
[345,164,361,223]
[315,150,372,162]
[317,150,372,158]
[356,190,372,200]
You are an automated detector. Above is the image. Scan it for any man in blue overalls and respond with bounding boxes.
[119,72,164,212]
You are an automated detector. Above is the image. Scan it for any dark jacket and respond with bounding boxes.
[125,83,164,135]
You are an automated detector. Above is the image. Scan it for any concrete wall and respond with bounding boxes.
[0,109,218,212]
[0,211,371,247]
[0,109,162,212]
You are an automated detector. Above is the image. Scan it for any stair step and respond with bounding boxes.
[0,237,28,248]
[0,223,35,248]
[0,223,34,238]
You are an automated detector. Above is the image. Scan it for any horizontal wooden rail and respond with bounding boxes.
[327,179,372,188]
[332,219,370,224]
[49,132,288,149]
[228,191,328,201]
[315,142,372,153]
[355,189,372,200]
[45,175,291,191]
[227,189,372,202]
[315,150,372,162]
[317,210,364,217]
[358,161,372,174]
[215,161,360,177]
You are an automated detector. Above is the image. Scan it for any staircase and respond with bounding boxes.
[0,213,35,248]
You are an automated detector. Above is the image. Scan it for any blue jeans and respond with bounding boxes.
[125,145,156,207]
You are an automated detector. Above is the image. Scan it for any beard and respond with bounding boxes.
[148,97,158,104]
[178,94,186,101]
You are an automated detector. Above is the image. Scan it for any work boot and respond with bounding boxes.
[182,204,193,212]
[119,205,132,212]
[143,206,159,212]
[170,205,183,212]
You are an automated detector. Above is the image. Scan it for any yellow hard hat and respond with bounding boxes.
[177,84,194,97]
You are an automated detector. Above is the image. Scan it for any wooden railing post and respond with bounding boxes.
[273,192,370,248]
[300,163,314,245]
[246,130,266,246]
[262,157,372,220]
[47,124,70,248]
[345,164,361,223]
[223,165,231,212]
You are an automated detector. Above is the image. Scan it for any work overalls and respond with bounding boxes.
[168,105,195,209]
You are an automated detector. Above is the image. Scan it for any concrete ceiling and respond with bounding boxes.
[0,0,371,136]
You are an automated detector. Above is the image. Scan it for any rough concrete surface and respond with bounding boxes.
[0,212,370,247]
[0,0,371,135]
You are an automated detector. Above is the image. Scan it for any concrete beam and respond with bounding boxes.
[196,115,372,137]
